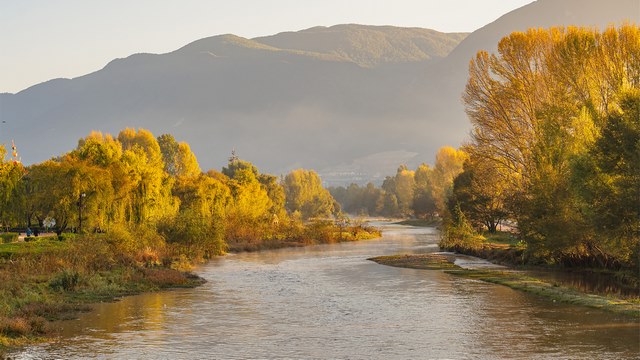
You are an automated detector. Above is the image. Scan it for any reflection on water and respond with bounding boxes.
[528,269,640,298]
[12,223,640,359]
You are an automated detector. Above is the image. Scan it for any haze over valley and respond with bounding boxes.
[1,0,637,184]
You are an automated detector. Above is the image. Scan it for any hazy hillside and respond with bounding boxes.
[416,0,640,155]
[0,0,637,184]
[0,25,465,180]
[254,24,468,67]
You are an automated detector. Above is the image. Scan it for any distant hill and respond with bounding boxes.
[255,24,467,67]
[1,1,638,185]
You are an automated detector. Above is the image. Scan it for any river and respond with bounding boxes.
[11,223,640,359]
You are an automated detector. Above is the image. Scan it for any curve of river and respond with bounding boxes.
[12,223,640,359]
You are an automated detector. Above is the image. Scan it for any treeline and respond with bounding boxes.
[0,129,370,259]
[445,25,639,269]
[329,146,467,219]
[0,130,382,343]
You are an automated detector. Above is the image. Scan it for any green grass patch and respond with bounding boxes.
[0,233,18,244]
[482,231,520,246]
[0,238,69,258]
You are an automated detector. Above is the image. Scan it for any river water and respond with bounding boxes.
[11,223,640,359]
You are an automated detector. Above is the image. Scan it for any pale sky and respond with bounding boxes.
[0,0,533,94]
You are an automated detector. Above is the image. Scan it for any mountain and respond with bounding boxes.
[1,1,638,185]
[254,24,467,67]
[418,0,640,153]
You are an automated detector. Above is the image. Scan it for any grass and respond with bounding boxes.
[369,254,640,318]
[0,238,69,258]
[0,236,205,353]
[482,231,520,246]
[368,254,459,270]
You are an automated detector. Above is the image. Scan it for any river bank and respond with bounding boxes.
[0,235,206,352]
[0,223,381,354]
[369,253,640,318]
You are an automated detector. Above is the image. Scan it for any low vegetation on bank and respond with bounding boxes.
[0,233,204,350]
[0,219,379,350]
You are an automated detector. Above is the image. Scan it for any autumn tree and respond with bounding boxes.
[27,157,113,234]
[462,25,640,266]
[380,165,415,217]
[118,128,178,224]
[449,157,508,233]
[571,90,640,267]
[412,163,436,219]
[430,146,467,216]
[0,146,26,227]
[283,169,337,219]
[158,134,201,177]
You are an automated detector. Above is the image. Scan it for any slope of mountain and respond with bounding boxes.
[254,24,468,67]
[0,0,637,185]
[418,0,640,144]
[0,26,465,178]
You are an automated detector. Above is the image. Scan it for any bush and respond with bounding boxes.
[49,270,80,291]
[57,233,77,241]
[0,316,31,337]
[158,209,226,258]
[0,233,18,244]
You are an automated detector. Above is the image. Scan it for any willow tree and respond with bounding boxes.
[118,128,178,224]
[0,146,26,227]
[27,157,114,234]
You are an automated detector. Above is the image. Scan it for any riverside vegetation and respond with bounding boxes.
[335,25,640,304]
[0,130,379,350]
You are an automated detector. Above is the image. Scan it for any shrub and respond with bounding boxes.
[57,233,77,241]
[0,233,18,244]
[0,316,31,337]
[49,270,80,291]
[158,209,226,258]
[142,268,187,287]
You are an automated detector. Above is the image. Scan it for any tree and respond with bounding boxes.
[27,157,114,234]
[412,163,437,219]
[118,128,178,224]
[462,25,640,266]
[283,169,336,219]
[0,146,26,227]
[430,146,467,215]
[157,134,180,175]
[449,157,508,233]
[380,165,415,217]
[572,90,640,267]
[158,134,201,177]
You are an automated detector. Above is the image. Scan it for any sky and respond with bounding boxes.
[1,0,533,94]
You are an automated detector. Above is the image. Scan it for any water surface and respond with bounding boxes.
[13,223,640,359]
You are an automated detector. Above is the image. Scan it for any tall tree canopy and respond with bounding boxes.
[283,169,337,219]
[461,25,640,266]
